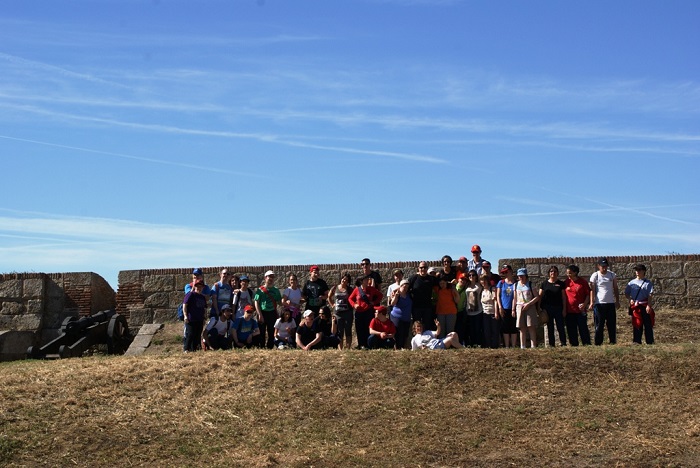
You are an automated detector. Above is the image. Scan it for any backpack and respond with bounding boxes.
[177,303,184,321]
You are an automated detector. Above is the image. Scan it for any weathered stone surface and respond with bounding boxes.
[687,278,700,297]
[23,279,45,299]
[144,292,170,308]
[26,299,43,315]
[66,272,92,286]
[0,280,22,299]
[658,278,686,295]
[525,264,541,276]
[0,331,37,362]
[143,275,175,293]
[0,302,24,315]
[169,291,185,308]
[685,262,700,278]
[128,308,154,327]
[118,270,142,284]
[138,323,164,335]
[154,308,178,323]
[651,262,684,279]
[0,314,42,331]
[615,264,638,282]
[654,295,677,308]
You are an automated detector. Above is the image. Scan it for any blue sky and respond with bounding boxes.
[1,0,699,289]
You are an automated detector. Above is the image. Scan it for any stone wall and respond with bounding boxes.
[499,255,700,309]
[0,272,116,360]
[117,255,700,327]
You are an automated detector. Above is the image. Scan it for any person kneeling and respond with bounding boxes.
[411,319,463,350]
[367,306,397,349]
[202,304,234,350]
[296,310,322,351]
[232,305,260,349]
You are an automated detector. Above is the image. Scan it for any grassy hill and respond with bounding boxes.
[1,311,699,467]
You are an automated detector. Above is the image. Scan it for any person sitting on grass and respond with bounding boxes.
[411,319,463,350]
[296,310,322,351]
[367,306,397,349]
[232,305,260,349]
[274,308,297,349]
[202,304,234,350]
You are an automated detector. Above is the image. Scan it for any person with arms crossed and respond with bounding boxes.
[589,257,620,345]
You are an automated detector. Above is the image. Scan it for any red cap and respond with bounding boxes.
[471,244,482,253]
[309,265,319,272]
[458,256,468,262]
[374,306,388,315]
[244,305,255,312]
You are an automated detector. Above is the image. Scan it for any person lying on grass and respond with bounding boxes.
[411,319,463,350]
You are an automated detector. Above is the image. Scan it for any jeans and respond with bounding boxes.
[391,316,412,350]
[483,313,501,348]
[367,334,396,349]
[565,312,591,346]
[543,305,567,347]
[355,310,373,348]
[593,303,617,345]
[206,328,233,350]
[183,320,204,352]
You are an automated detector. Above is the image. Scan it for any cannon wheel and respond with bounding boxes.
[60,316,79,333]
[106,314,131,354]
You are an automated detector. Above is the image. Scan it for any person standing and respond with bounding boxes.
[438,255,456,283]
[254,270,282,349]
[480,274,501,348]
[182,280,207,352]
[211,269,234,319]
[538,265,567,347]
[467,245,486,276]
[589,258,620,345]
[434,277,459,338]
[302,265,330,317]
[624,264,655,345]
[564,265,591,346]
[389,279,413,349]
[497,265,518,348]
[348,275,383,349]
[386,269,404,309]
[234,275,256,319]
[328,273,354,349]
[481,261,501,287]
[408,261,439,331]
[282,273,303,325]
[358,258,383,290]
[515,268,540,349]
[464,270,484,347]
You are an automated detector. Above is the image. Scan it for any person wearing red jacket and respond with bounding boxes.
[348,275,383,349]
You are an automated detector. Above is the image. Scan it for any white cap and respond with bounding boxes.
[303,310,314,318]
[264,270,275,277]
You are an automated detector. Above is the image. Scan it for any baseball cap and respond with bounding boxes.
[309,265,319,272]
[264,270,275,277]
[399,279,409,286]
[471,244,482,253]
[598,257,609,266]
[517,268,528,276]
[240,275,249,282]
[303,310,314,318]
[375,306,388,315]
[244,305,255,313]
[192,268,203,275]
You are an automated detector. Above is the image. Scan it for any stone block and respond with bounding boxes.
[65,273,93,286]
[138,323,164,335]
[26,299,43,315]
[23,279,45,299]
[687,278,700,297]
[658,278,685,295]
[1,301,24,315]
[0,331,38,362]
[615,264,638,282]
[130,334,155,349]
[684,296,700,309]
[651,262,683,279]
[143,275,175,293]
[524,264,541,276]
[128,308,154,327]
[685,262,700,278]
[154,308,178,323]
[0,280,22,299]
[0,314,42,331]
[169,291,185,308]
[144,292,170,308]
[118,270,142,284]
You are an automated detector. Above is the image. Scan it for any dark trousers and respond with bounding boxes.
[392,318,412,350]
[258,309,278,349]
[565,313,591,346]
[467,312,484,347]
[355,310,373,348]
[367,334,396,349]
[207,328,233,350]
[544,305,567,346]
[183,320,204,352]
[413,305,435,331]
[633,309,655,344]
[483,313,501,348]
[594,303,617,345]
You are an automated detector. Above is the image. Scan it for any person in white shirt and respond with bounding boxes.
[588,258,620,345]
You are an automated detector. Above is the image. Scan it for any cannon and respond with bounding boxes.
[27,310,133,359]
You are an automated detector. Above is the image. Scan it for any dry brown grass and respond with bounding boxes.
[1,310,699,467]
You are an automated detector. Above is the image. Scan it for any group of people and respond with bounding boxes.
[180,247,656,353]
